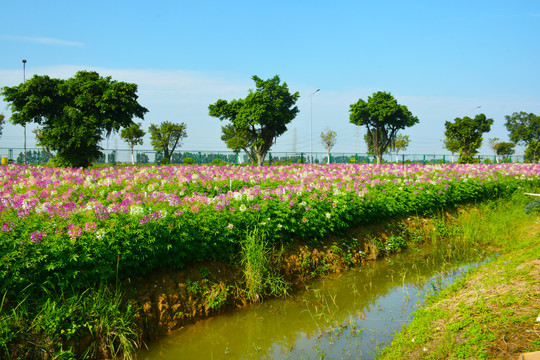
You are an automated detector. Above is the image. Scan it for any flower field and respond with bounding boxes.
[1,163,539,295]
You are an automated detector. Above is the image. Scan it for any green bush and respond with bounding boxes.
[183,157,195,165]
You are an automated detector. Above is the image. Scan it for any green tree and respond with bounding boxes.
[444,114,493,163]
[388,134,410,162]
[209,75,299,166]
[1,71,148,167]
[149,121,187,164]
[524,141,540,162]
[442,137,460,163]
[504,112,540,162]
[349,91,419,164]
[493,142,515,157]
[121,122,145,165]
[488,137,500,162]
[320,127,337,164]
[0,113,4,141]
[220,123,256,163]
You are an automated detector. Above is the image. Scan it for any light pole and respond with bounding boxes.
[310,89,320,163]
[22,59,27,164]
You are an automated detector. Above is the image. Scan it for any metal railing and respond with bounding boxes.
[0,147,527,165]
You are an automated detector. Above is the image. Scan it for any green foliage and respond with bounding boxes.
[120,123,145,165]
[0,113,4,140]
[493,141,515,156]
[0,71,148,168]
[148,121,187,164]
[524,140,540,163]
[442,136,461,156]
[220,123,257,163]
[388,134,410,156]
[504,111,540,147]
[0,285,138,360]
[209,75,299,166]
[444,114,494,163]
[183,157,195,164]
[240,228,289,301]
[349,91,419,164]
[320,127,337,162]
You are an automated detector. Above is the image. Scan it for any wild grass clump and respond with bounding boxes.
[0,284,139,360]
[240,227,290,301]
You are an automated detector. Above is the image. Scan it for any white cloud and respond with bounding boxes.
[1,35,84,47]
[2,65,540,155]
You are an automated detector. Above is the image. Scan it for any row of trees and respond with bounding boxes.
[442,112,540,163]
[1,70,538,167]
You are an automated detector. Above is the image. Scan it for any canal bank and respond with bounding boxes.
[133,194,539,359]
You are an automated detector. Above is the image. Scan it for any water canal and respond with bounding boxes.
[140,241,487,360]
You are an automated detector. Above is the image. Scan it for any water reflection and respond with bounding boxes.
[140,243,486,360]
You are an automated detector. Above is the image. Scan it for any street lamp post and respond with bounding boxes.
[22,59,27,165]
[310,89,320,163]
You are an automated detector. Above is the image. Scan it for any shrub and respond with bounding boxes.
[183,157,195,165]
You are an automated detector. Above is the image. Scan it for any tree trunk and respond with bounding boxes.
[256,153,265,166]
[131,148,135,165]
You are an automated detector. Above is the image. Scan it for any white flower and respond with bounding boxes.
[239,204,247,212]
[325,213,331,219]
[130,205,144,216]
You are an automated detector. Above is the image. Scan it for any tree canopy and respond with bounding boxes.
[493,142,515,157]
[121,122,145,164]
[209,75,299,166]
[504,112,540,161]
[444,114,493,163]
[388,134,410,161]
[320,127,337,164]
[0,113,4,141]
[149,122,187,164]
[0,71,148,167]
[349,91,418,164]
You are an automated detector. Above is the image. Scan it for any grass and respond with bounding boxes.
[0,284,139,360]
[240,227,290,301]
[377,193,540,359]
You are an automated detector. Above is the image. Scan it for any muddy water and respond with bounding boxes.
[140,244,486,360]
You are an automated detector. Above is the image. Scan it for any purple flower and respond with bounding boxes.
[152,210,162,220]
[2,222,15,232]
[139,215,150,225]
[84,222,97,232]
[30,231,45,243]
[67,226,82,239]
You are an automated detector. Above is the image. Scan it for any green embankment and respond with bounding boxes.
[378,194,540,359]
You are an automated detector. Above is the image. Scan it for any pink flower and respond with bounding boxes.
[152,210,162,220]
[139,215,150,225]
[84,222,97,232]
[302,217,308,223]
[30,231,45,243]
[1,222,15,232]
[67,226,82,239]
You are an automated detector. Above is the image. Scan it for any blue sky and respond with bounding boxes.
[1,0,539,156]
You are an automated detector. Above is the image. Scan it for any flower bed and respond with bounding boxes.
[1,163,539,296]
